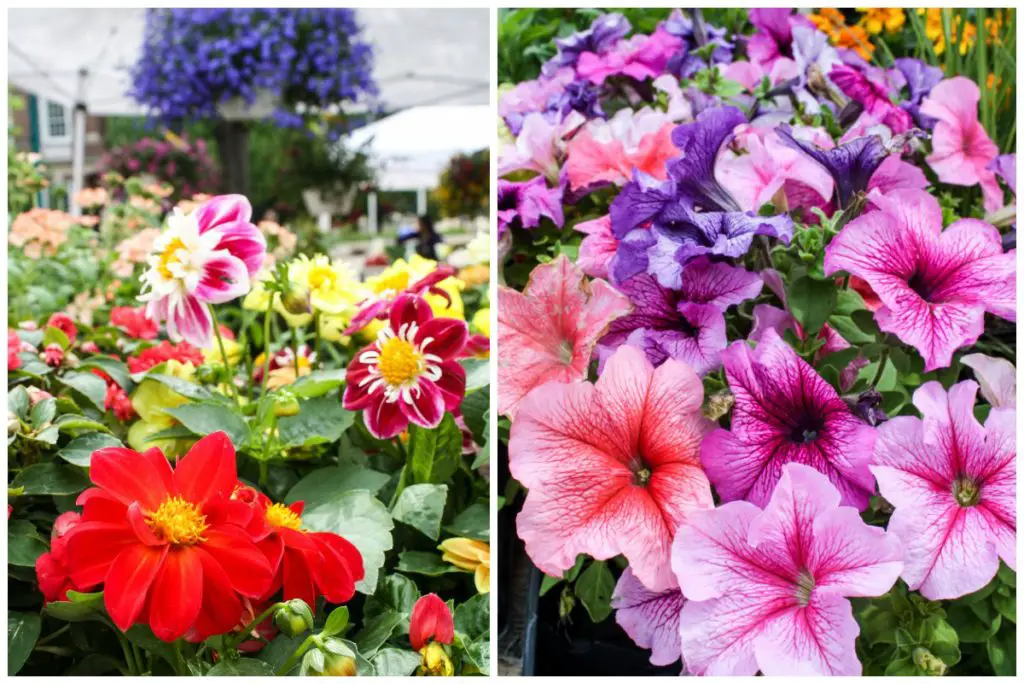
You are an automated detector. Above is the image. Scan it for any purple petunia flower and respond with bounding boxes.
[776,125,891,208]
[746,9,814,70]
[989,153,1016,196]
[893,57,943,129]
[545,79,605,121]
[598,257,762,376]
[497,177,564,236]
[700,329,879,510]
[542,12,631,75]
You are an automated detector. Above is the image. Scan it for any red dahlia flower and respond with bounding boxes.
[64,433,274,642]
[241,492,365,611]
[35,512,87,603]
[127,340,204,373]
[46,313,77,344]
[343,294,468,439]
[409,593,454,650]
[8,330,22,371]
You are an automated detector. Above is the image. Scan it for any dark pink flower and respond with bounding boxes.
[110,306,159,340]
[829,64,912,133]
[46,313,77,344]
[43,344,64,367]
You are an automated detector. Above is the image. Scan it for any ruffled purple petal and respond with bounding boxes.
[668,106,747,212]
[612,567,685,666]
[777,126,889,208]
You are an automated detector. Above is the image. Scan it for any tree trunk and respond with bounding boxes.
[214,120,251,196]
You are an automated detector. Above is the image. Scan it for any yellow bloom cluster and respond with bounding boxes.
[809,8,876,61]
[918,9,977,57]
[857,8,905,35]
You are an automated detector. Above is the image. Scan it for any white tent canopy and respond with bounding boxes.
[7,8,489,211]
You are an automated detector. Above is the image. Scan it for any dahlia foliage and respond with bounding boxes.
[9,180,491,674]
[499,8,1015,676]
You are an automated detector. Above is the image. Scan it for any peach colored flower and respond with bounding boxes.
[111,228,162,277]
[74,187,109,208]
[9,209,74,258]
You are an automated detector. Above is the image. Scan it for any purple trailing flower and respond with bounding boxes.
[989,154,1016,195]
[777,125,893,208]
[545,79,605,121]
[598,257,762,375]
[542,12,631,75]
[608,107,794,286]
[497,177,564,236]
[746,9,814,69]
[893,57,943,130]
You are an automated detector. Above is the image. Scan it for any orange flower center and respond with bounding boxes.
[378,337,424,387]
[146,496,208,545]
[156,237,187,279]
[266,503,303,531]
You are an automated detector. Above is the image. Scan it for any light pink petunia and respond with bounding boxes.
[871,381,1015,600]
[672,463,903,676]
[612,567,685,666]
[564,108,677,191]
[721,58,799,92]
[824,188,1015,371]
[920,77,1004,213]
[574,215,618,280]
[509,345,713,591]
[497,255,631,418]
[498,110,585,181]
[961,354,1016,409]
[576,27,681,85]
[701,329,877,510]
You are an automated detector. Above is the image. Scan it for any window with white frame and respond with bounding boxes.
[46,101,67,138]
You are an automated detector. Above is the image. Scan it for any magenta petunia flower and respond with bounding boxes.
[497,255,631,418]
[871,381,1015,600]
[701,329,877,510]
[672,463,903,676]
[576,27,681,85]
[824,189,1016,371]
[612,567,685,666]
[920,77,1004,213]
[829,64,912,133]
[509,345,713,592]
[139,195,266,348]
[343,294,467,439]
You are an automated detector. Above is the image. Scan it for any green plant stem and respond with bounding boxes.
[313,312,322,370]
[208,305,237,402]
[261,299,274,394]
[292,327,302,376]
[225,602,283,651]
[115,632,138,676]
[871,347,891,389]
[172,640,188,676]
[258,459,269,489]
[277,634,318,676]
[35,624,70,646]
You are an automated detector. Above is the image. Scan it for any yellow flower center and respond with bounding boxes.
[374,271,410,297]
[266,502,303,531]
[378,337,424,387]
[156,237,187,279]
[146,496,208,545]
[308,264,337,291]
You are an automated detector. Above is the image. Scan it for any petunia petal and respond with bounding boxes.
[754,591,862,676]
[612,567,685,666]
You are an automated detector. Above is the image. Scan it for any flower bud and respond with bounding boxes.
[912,647,947,676]
[8,411,22,435]
[281,288,312,316]
[274,598,314,637]
[43,344,64,367]
[320,653,357,677]
[273,391,300,417]
[417,642,454,677]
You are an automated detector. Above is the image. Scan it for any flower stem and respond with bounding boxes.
[115,631,138,676]
[276,634,318,676]
[224,602,283,651]
[261,299,274,395]
[292,326,301,376]
[208,305,237,402]
[172,640,188,676]
[313,312,322,371]
[870,347,890,389]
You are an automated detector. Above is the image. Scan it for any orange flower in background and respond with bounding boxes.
[809,8,875,61]
[9,208,74,258]
[63,433,275,642]
[74,187,109,208]
[918,8,977,56]
[809,7,846,35]
[858,8,904,35]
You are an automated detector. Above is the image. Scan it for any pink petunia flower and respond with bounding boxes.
[701,329,877,510]
[497,255,631,418]
[564,108,677,191]
[672,463,903,676]
[721,58,799,92]
[139,195,266,348]
[612,567,685,666]
[871,381,1015,600]
[920,77,1004,213]
[509,345,713,591]
[343,294,468,440]
[824,189,1015,371]
[576,27,681,85]
[961,354,1015,409]
[498,110,585,181]
[829,64,912,133]
[574,215,618,280]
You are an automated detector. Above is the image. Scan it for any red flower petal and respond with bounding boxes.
[433,361,466,411]
[65,522,137,587]
[364,396,409,440]
[127,502,168,546]
[282,547,317,609]
[174,433,238,506]
[399,380,446,429]
[104,543,167,632]
[77,489,129,523]
[148,547,203,641]
[410,593,454,650]
[194,194,252,230]
[190,547,245,641]
[202,526,273,598]
[309,533,364,604]
[90,447,173,510]
[390,294,433,332]
[416,317,469,360]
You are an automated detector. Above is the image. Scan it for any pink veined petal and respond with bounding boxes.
[677,257,763,310]
[808,505,904,596]
[612,567,685,666]
[874,296,986,372]
[976,407,1016,571]
[194,194,253,230]
[867,154,930,195]
[210,221,267,278]
[165,293,213,349]
[930,219,1016,321]
[194,252,250,304]
[575,215,618,280]
[749,303,798,345]
[962,354,1017,409]
[754,591,862,676]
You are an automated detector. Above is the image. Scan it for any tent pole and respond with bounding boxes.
[368,192,379,235]
[416,187,427,215]
[69,68,88,216]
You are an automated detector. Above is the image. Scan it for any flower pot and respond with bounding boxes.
[217,88,280,121]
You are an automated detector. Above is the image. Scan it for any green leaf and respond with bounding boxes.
[462,639,489,674]
[302,490,394,594]
[54,415,111,434]
[286,464,390,505]
[58,372,108,411]
[787,276,837,336]
[883,655,917,676]
[987,627,1016,676]
[353,611,403,657]
[287,369,347,398]
[396,551,461,576]
[277,396,354,448]
[391,483,448,540]
[370,648,421,676]
[8,387,30,421]
[454,593,489,641]
[575,560,615,623]
[408,413,462,485]
[998,563,1016,588]
[124,625,179,670]
[460,388,489,444]
[79,356,133,390]
[43,591,105,623]
[366,574,420,618]
[57,433,123,467]
[143,373,213,400]
[43,325,70,351]
[7,519,49,567]
[444,502,489,541]
[8,611,42,675]
[992,590,1016,624]
[163,403,249,448]
[207,658,277,676]
[11,462,90,495]
[462,358,489,393]
[30,398,56,429]
[922,616,960,666]
[322,606,350,637]
[827,315,876,345]
[946,603,1001,643]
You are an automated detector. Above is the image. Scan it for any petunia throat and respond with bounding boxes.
[795,568,815,607]
[789,414,824,444]
[952,475,980,507]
